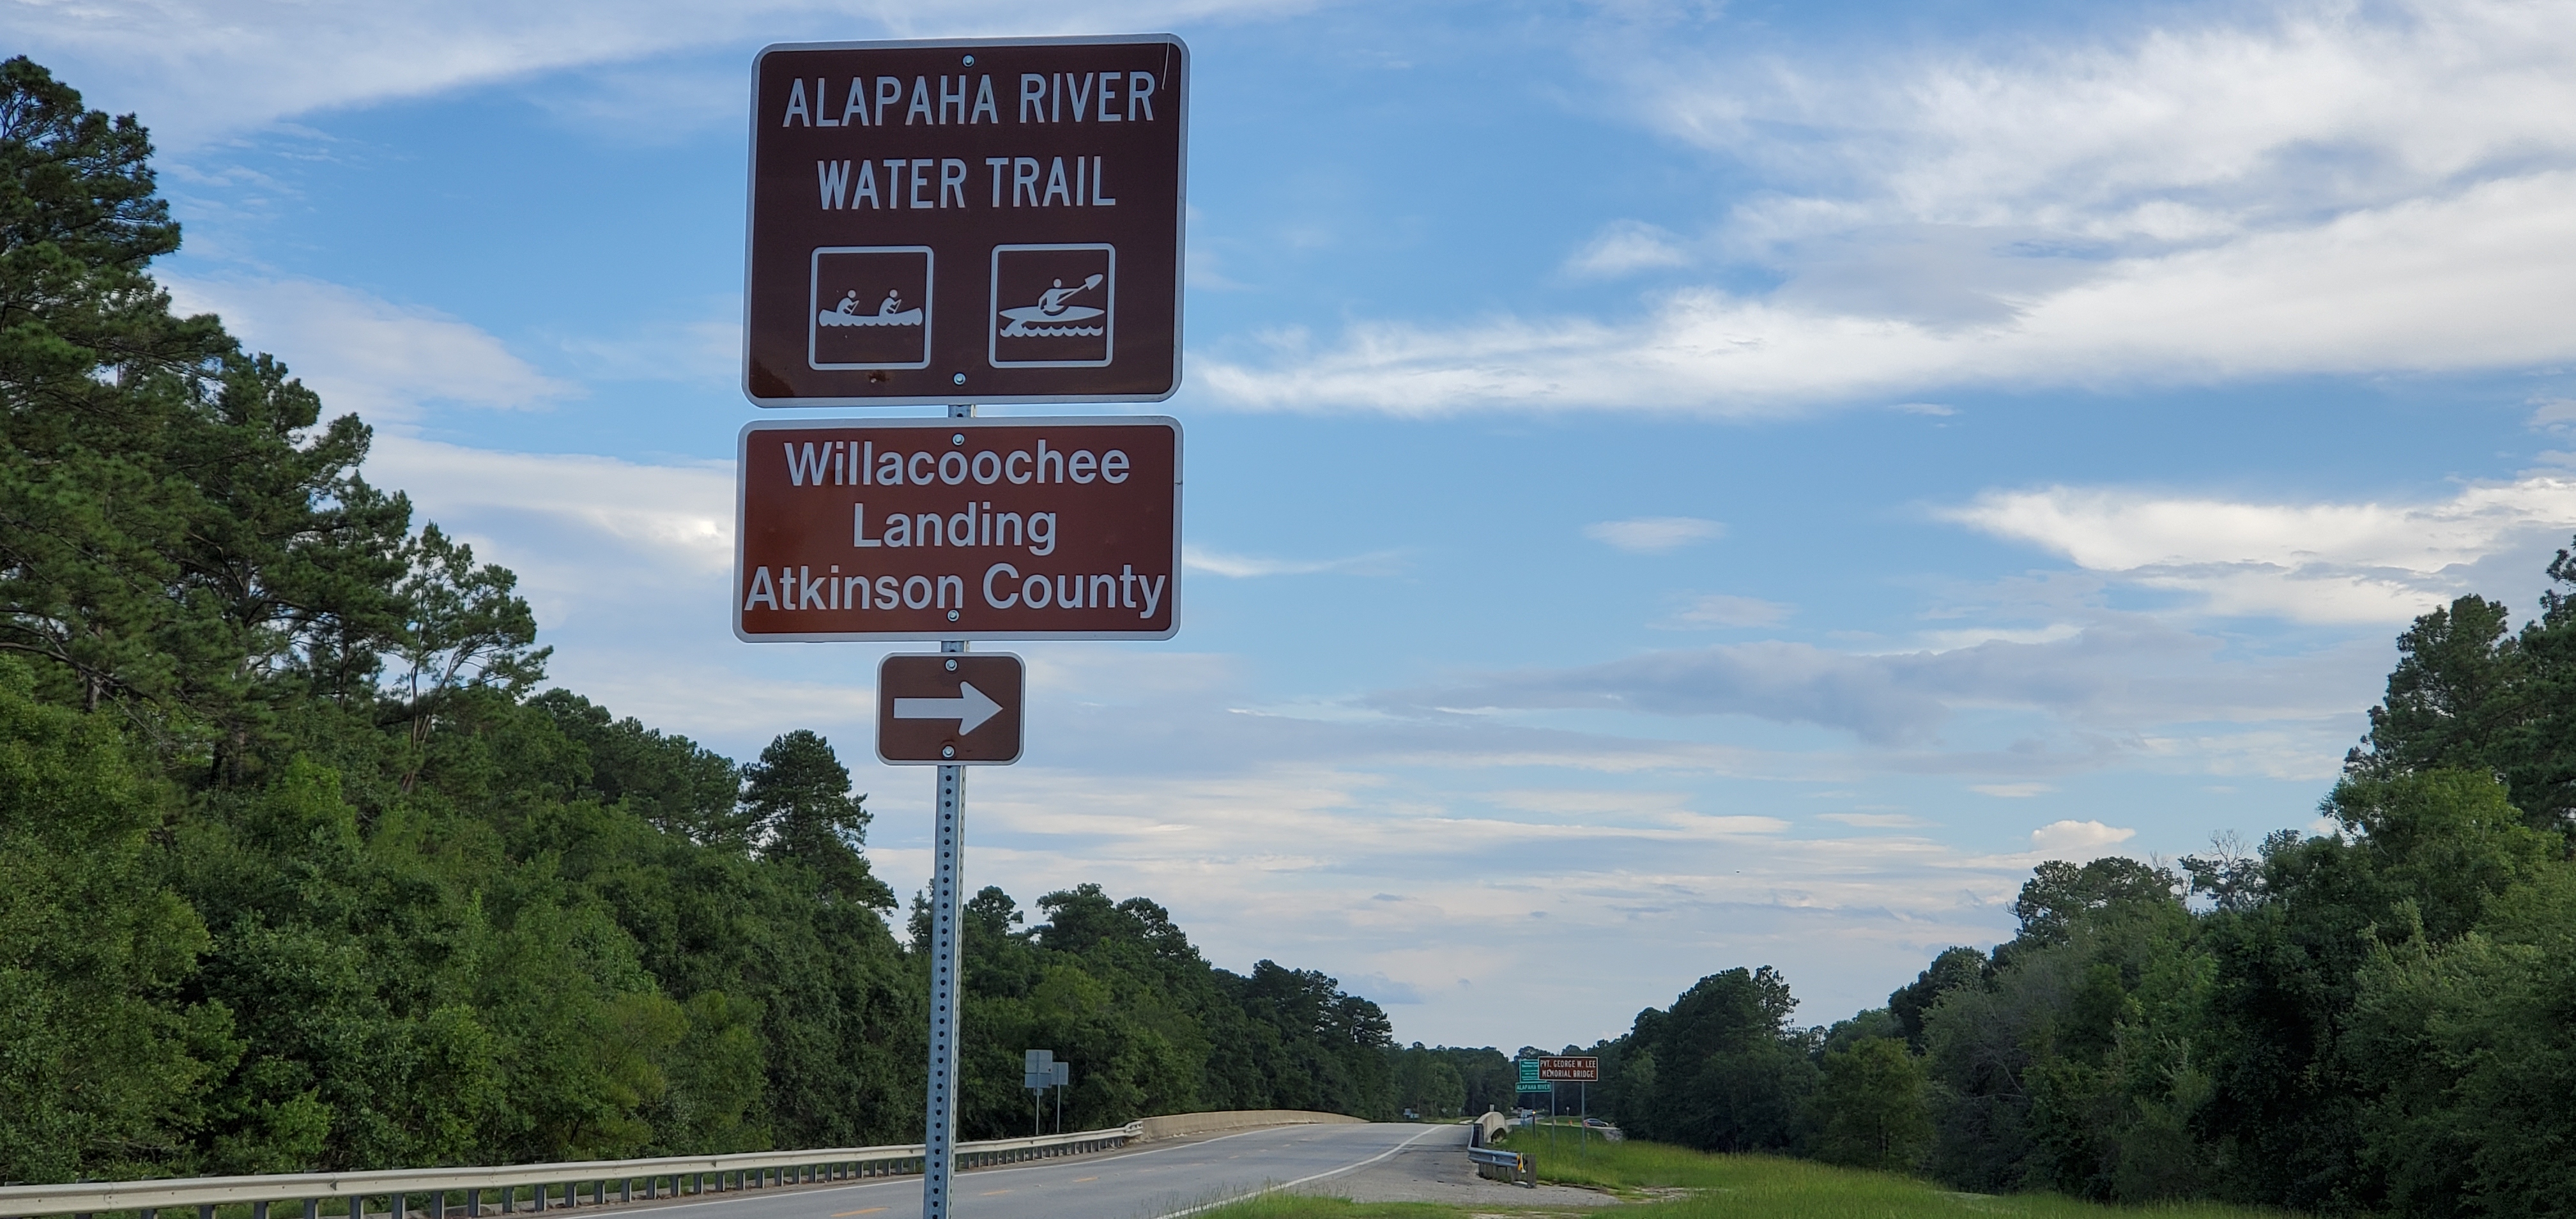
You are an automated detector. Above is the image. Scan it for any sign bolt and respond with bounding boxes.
[953,372,967,385]
[952,433,965,445]
[948,610,961,621]
[942,746,955,758]
[945,659,958,671]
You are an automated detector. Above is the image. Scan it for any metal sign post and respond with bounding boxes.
[1023,1050,1055,1137]
[919,408,975,1219]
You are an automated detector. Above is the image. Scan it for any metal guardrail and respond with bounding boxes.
[0,1124,1144,1219]
[1465,1145,1534,1188]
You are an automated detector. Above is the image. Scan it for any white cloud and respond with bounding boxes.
[2530,397,2576,433]
[1183,545,1405,578]
[1972,783,2055,798]
[165,276,576,421]
[1817,811,1934,828]
[1639,0,2576,242]
[1892,402,1956,417]
[1199,1,2576,415]
[1566,220,1693,277]
[2030,819,2136,854]
[1586,516,1725,553]
[1202,171,2576,414]
[1667,594,1791,628]
[1947,475,2576,623]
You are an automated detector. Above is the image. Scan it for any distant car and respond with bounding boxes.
[1583,1118,1613,1129]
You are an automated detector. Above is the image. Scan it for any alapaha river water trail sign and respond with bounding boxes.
[743,36,1187,406]
[735,34,1189,1219]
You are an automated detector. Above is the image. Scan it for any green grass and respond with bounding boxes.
[1187,1138,2288,1219]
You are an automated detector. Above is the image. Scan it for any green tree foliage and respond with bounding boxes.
[1562,556,2576,1215]
[1601,966,1818,1153]
[1809,1036,1931,1170]
[1591,547,2576,1216]
[0,658,232,1179]
[0,60,1411,1183]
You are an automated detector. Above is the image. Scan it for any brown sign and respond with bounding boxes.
[1538,1057,1600,1082]
[744,36,1188,406]
[878,653,1023,764]
[734,416,1180,640]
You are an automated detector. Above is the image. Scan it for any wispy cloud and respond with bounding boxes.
[1973,783,2055,798]
[1586,516,1726,553]
[1372,620,2370,754]
[1818,811,1934,828]
[1183,545,1405,578]
[1945,475,2576,623]
[1199,1,2576,415]
[7,0,1315,147]
[1666,594,1792,628]
[1566,219,1693,277]
[165,275,576,422]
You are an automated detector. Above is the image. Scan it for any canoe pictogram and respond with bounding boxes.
[998,274,1106,337]
[818,288,923,328]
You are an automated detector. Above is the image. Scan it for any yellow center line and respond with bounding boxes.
[831,1209,888,1216]
[1071,1177,1098,1183]
[979,1189,1011,1196]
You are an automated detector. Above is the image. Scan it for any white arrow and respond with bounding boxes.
[893,682,1005,734]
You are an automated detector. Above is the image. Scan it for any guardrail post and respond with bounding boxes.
[305,1198,319,1219]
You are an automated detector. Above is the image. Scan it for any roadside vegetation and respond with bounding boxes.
[1528,578,2576,1215]
[1197,1138,2282,1219]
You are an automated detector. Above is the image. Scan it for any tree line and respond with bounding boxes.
[0,58,1402,1184]
[1563,565,2576,1215]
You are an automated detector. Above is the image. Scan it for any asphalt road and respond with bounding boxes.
[604,1123,1457,1219]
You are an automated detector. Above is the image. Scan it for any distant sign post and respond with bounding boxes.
[1539,1057,1602,1154]
[744,36,1188,406]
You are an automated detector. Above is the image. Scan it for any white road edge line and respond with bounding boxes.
[590,1123,1341,1215]
[1145,1124,1455,1219]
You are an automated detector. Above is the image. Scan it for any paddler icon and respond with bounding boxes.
[997,274,1107,337]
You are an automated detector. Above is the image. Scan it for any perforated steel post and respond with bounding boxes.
[921,402,974,1219]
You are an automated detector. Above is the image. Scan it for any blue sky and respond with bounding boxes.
[19,0,2576,1050]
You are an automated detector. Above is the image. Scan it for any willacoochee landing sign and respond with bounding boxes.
[733,416,1180,641]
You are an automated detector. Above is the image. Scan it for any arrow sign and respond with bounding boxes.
[894,682,1004,734]
[878,654,1024,765]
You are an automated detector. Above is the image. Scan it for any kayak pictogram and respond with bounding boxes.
[997,275,1106,337]
[989,244,1115,368]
